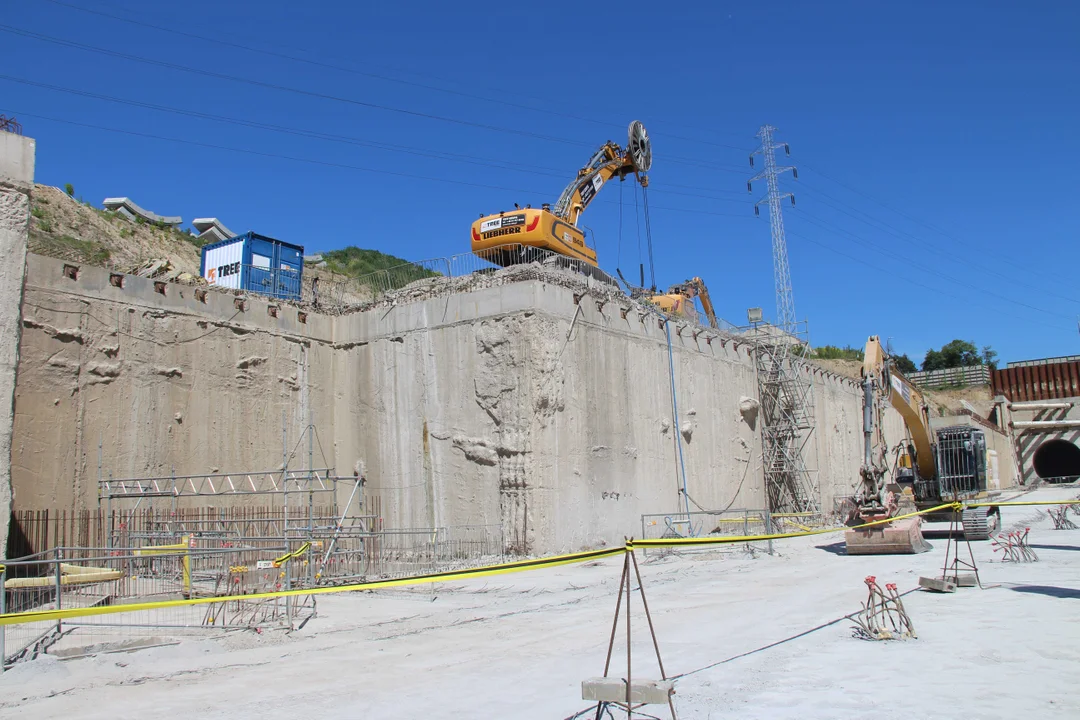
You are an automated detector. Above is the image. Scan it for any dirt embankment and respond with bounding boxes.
[28,185,202,271]
[806,357,993,417]
[26,185,363,300]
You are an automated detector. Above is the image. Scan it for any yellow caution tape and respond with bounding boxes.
[2,499,1077,627]
[967,500,1080,508]
[0,546,625,626]
[630,502,958,548]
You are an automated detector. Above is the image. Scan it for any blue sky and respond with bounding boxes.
[3,0,1078,364]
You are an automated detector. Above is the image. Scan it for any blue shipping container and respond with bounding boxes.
[200,232,304,302]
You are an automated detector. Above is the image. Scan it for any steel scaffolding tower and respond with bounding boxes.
[748,125,819,514]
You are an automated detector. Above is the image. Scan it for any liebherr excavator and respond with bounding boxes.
[471,121,651,268]
[648,277,720,329]
[845,336,1000,555]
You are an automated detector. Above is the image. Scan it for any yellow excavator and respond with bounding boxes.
[471,121,651,268]
[845,336,1000,554]
[648,277,719,329]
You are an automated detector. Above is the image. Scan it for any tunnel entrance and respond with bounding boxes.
[1033,439,1080,482]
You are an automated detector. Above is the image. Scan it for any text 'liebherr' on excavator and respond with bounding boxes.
[844,336,1000,555]
[471,121,651,269]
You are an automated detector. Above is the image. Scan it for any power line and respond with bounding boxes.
[13,52,1061,320]
[0,75,565,176]
[794,182,1080,305]
[799,160,1076,285]
[0,23,745,174]
[786,229,1067,333]
[0,74,747,210]
[792,210,1075,321]
[38,0,755,153]
[7,110,757,225]
[0,24,590,146]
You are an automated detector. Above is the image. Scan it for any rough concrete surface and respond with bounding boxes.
[0,132,35,553]
[11,254,887,554]
[1,486,1075,719]
[13,254,334,514]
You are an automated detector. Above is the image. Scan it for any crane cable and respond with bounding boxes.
[634,182,644,286]
[617,179,623,269]
[665,319,693,527]
[642,184,657,292]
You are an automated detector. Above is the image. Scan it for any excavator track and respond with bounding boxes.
[961,507,998,540]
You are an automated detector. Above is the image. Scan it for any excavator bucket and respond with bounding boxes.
[844,517,932,555]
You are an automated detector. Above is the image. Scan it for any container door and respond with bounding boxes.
[202,239,244,289]
[247,237,278,298]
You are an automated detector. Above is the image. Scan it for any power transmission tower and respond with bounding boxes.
[748,125,819,515]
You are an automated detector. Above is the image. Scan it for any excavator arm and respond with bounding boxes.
[647,277,720,329]
[688,277,719,330]
[845,336,938,554]
[552,143,645,226]
[862,336,935,482]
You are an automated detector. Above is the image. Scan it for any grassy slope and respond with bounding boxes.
[27,186,420,289]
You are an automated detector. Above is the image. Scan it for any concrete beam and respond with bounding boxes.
[102,197,182,226]
[1011,420,1080,430]
[1009,401,1075,411]
[0,130,35,555]
[192,217,236,243]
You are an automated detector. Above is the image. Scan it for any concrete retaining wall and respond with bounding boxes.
[0,132,34,552]
[13,254,335,513]
[11,254,876,554]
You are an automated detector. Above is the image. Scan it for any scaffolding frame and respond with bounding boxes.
[743,320,820,514]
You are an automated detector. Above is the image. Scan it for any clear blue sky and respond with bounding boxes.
[4,0,1078,365]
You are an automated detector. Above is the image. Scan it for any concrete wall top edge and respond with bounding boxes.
[24,253,334,341]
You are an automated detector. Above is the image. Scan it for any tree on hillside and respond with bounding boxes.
[809,344,863,361]
[892,353,918,374]
[922,339,994,371]
[981,345,999,371]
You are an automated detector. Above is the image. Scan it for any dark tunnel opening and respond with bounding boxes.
[1032,439,1080,482]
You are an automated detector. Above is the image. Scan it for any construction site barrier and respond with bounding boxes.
[2,500,1077,628]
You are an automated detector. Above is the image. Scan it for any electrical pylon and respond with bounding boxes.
[748,125,819,515]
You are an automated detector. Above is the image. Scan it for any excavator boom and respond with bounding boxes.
[845,335,935,555]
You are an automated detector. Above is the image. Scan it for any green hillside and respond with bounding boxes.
[320,246,439,289]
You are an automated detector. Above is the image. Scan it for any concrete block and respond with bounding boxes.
[946,573,978,587]
[0,132,35,188]
[581,677,674,705]
[919,576,957,593]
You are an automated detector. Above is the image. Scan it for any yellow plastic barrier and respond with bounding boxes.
[135,535,191,598]
[3,563,124,589]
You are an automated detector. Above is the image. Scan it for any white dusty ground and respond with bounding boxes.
[3,486,1078,720]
